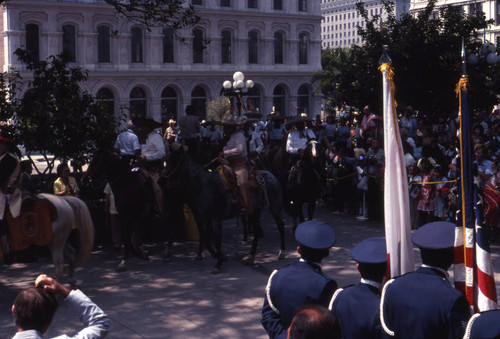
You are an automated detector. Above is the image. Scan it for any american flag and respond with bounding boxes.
[453,75,497,312]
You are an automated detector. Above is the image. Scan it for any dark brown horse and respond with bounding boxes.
[160,147,286,273]
[84,149,153,271]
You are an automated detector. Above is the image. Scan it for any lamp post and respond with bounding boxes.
[467,34,499,66]
[222,71,254,117]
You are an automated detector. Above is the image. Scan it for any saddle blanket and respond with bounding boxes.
[7,199,53,251]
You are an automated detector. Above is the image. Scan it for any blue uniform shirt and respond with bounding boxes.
[381,266,471,339]
[330,280,383,339]
[261,259,337,339]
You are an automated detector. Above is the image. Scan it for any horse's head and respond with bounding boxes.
[163,142,187,179]
[308,140,319,158]
[85,147,120,180]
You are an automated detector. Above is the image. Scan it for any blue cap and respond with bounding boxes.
[351,237,387,264]
[295,221,336,249]
[412,221,455,250]
[468,310,500,339]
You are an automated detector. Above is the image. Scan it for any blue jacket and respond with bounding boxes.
[261,260,337,339]
[381,266,471,339]
[330,282,383,339]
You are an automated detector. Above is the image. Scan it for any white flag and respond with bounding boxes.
[380,63,415,277]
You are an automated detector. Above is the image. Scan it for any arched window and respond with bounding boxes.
[273,85,287,116]
[246,86,261,112]
[274,32,284,64]
[297,84,310,115]
[298,0,308,11]
[298,32,308,64]
[97,26,111,63]
[131,27,143,63]
[97,88,115,116]
[248,31,259,64]
[163,28,175,63]
[221,30,232,64]
[62,24,76,62]
[274,0,283,10]
[193,28,204,64]
[161,86,178,123]
[25,24,39,61]
[129,87,147,120]
[191,86,207,118]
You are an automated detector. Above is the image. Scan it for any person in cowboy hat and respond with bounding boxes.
[261,220,338,339]
[380,221,471,339]
[0,127,21,263]
[329,237,387,339]
[114,120,141,169]
[134,116,166,215]
[241,113,264,162]
[219,116,252,214]
[265,109,287,148]
[163,119,178,144]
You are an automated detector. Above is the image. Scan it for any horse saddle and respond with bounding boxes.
[6,198,55,251]
[216,165,237,191]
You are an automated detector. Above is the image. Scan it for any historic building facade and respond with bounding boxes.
[0,0,322,124]
[410,0,500,44]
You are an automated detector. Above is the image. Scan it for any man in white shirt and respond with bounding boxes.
[135,117,166,215]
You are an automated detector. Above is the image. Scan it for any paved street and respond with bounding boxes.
[1,206,500,339]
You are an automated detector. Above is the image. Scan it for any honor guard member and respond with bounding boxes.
[329,237,387,339]
[380,221,471,339]
[463,309,500,339]
[261,221,338,339]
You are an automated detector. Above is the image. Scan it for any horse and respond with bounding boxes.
[160,147,286,273]
[84,149,154,272]
[285,141,324,228]
[4,193,94,285]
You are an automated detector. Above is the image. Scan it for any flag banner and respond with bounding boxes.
[454,77,497,312]
[380,63,415,277]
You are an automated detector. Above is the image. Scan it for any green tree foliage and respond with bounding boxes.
[312,48,351,110]
[320,0,498,117]
[0,70,20,123]
[13,49,120,173]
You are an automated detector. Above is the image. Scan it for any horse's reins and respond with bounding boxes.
[194,157,219,175]
[162,152,186,179]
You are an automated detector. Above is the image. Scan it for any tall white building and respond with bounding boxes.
[0,0,323,124]
[320,0,406,49]
[411,0,500,44]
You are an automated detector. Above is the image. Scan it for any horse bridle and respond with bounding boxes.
[162,151,186,179]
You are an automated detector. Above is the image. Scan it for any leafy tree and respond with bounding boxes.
[0,70,20,123]
[0,0,200,31]
[312,48,351,111]
[323,0,498,117]
[13,49,121,174]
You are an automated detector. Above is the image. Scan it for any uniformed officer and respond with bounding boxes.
[380,221,471,339]
[329,237,387,339]
[261,220,337,339]
[463,309,500,339]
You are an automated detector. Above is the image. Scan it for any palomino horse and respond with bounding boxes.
[85,149,153,272]
[161,147,286,273]
[4,193,94,284]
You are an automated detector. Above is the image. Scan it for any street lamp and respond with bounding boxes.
[222,71,254,117]
[467,35,499,65]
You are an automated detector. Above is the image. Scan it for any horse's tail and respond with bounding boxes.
[64,196,95,264]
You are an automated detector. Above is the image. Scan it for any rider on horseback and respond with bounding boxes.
[286,115,316,187]
[135,116,166,216]
[219,116,252,215]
